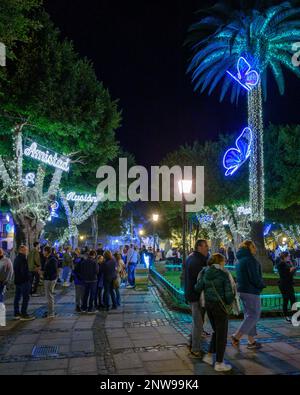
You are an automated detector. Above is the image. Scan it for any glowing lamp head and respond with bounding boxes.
[79,235,85,241]
[139,230,144,236]
[178,179,192,195]
[152,214,159,222]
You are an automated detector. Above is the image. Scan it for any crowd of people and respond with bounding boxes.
[185,239,298,373]
[0,242,163,321]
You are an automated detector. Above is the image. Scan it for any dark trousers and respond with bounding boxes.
[103,281,117,308]
[206,302,229,363]
[30,271,40,294]
[82,282,97,312]
[14,282,31,316]
[94,286,104,307]
[128,263,136,286]
[279,285,296,316]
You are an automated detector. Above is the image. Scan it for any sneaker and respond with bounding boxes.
[87,310,96,314]
[202,353,214,366]
[247,341,262,350]
[14,314,21,320]
[80,310,87,314]
[75,306,81,313]
[126,285,134,289]
[215,362,232,372]
[231,335,240,349]
[31,293,40,297]
[20,314,36,321]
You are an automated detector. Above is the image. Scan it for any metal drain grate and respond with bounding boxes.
[32,345,59,358]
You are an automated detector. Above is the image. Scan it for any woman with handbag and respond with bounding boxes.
[195,253,236,372]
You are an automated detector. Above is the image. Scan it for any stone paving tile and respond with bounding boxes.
[6,343,33,357]
[0,362,26,375]
[267,342,300,355]
[104,321,124,329]
[138,350,178,362]
[117,368,147,375]
[144,359,191,374]
[68,357,97,374]
[24,369,67,375]
[132,338,165,348]
[13,334,40,345]
[113,352,143,370]
[232,359,275,375]
[108,338,134,350]
[71,331,93,341]
[108,329,128,338]
[71,340,95,353]
[24,358,69,372]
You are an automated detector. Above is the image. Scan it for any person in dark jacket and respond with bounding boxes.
[277,251,297,322]
[231,240,265,350]
[13,245,35,321]
[43,246,58,318]
[79,250,99,313]
[95,255,105,309]
[195,253,235,372]
[103,250,117,311]
[73,248,84,313]
[185,239,209,357]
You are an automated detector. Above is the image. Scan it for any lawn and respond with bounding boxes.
[163,271,300,295]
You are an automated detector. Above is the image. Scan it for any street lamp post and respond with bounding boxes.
[178,180,193,289]
[152,214,159,251]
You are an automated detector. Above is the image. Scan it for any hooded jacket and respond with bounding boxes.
[195,265,235,305]
[236,247,265,295]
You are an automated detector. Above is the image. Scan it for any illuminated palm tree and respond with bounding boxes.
[187,1,300,270]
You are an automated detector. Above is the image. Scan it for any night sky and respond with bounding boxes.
[44,0,300,167]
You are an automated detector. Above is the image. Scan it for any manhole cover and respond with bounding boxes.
[32,345,59,358]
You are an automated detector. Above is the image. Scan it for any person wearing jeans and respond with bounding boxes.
[73,248,84,312]
[13,245,35,321]
[232,240,265,350]
[277,251,297,322]
[195,253,235,372]
[43,246,58,318]
[79,250,99,313]
[62,247,73,287]
[185,239,209,357]
[103,250,117,310]
[28,242,41,296]
[126,245,138,288]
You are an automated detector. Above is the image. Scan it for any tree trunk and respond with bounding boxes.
[248,82,272,272]
[13,217,43,252]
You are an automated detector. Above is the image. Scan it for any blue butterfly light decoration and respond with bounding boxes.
[223,127,252,176]
[226,57,260,92]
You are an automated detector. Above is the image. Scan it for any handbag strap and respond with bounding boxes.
[209,280,231,314]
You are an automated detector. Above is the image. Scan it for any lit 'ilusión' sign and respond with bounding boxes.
[226,57,259,92]
[66,192,98,203]
[24,141,70,172]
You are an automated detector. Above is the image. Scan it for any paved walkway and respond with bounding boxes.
[0,283,300,375]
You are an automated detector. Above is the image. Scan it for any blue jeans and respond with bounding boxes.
[62,266,71,283]
[82,282,97,311]
[103,281,117,308]
[128,263,136,286]
[14,282,31,316]
[115,287,121,306]
[237,293,261,337]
